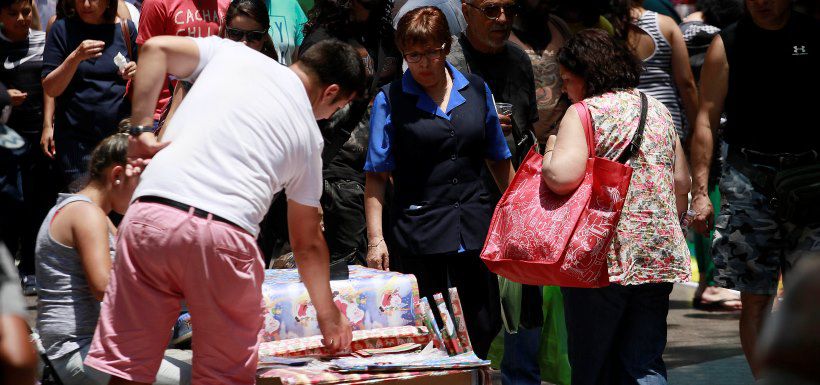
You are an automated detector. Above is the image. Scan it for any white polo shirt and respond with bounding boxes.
[133,36,323,237]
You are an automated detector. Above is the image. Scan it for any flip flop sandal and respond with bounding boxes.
[692,297,742,312]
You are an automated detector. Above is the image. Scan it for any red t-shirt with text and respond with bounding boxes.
[137,0,230,120]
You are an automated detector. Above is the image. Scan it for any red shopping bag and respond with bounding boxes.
[481,93,648,287]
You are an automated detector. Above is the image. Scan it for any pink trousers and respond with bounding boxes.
[85,201,265,384]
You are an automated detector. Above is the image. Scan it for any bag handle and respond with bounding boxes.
[616,91,649,164]
[572,101,595,158]
[120,19,132,60]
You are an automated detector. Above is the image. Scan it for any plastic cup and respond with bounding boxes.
[495,102,513,116]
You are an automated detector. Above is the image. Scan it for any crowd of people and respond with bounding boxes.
[0,0,817,384]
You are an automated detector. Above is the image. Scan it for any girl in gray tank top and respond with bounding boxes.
[35,133,133,364]
[36,193,116,360]
[33,133,196,385]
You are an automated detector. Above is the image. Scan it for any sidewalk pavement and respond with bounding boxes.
[670,355,755,385]
[666,283,754,385]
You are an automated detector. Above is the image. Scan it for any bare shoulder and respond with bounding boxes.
[48,200,107,247]
[60,201,107,226]
[656,13,681,39]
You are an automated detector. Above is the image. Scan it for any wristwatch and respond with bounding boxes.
[127,124,155,137]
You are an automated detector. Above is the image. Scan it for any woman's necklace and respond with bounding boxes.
[431,71,453,108]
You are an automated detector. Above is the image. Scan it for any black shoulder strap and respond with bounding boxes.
[382,82,393,104]
[616,91,648,164]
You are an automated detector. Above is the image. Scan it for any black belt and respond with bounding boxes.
[137,196,240,228]
[726,148,819,196]
[728,147,818,170]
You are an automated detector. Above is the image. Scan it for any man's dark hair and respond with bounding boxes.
[557,29,642,98]
[698,0,744,28]
[0,0,32,11]
[298,39,366,100]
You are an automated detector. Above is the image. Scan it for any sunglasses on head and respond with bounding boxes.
[225,26,268,42]
[464,2,521,20]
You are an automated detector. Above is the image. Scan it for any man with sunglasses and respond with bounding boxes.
[449,0,536,166]
[83,36,366,385]
[448,1,543,385]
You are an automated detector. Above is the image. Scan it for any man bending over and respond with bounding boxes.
[84,35,365,385]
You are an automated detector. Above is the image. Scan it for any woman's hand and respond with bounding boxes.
[40,124,56,159]
[119,61,137,80]
[71,40,105,62]
[366,239,389,271]
[7,89,27,106]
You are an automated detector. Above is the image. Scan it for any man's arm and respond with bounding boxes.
[690,35,728,234]
[128,36,200,159]
[288,200,352,352]
[131,36,200,126]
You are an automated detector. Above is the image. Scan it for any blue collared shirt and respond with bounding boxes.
[364,61,511,173]
[364,62,510,253]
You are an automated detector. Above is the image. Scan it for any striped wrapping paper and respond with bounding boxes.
[448,287,473,352]
[433,293,464,355]
[418,298,445,350]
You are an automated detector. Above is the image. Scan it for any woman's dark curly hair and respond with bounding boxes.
[609,0,634,40]
[303,0,394,41]
[557,29,642,98]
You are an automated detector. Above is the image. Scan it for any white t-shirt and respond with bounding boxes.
[134,36,323,237]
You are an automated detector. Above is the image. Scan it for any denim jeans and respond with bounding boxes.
[501,326,542,385]
[562,283,673,385]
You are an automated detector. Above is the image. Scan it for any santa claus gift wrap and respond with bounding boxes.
[261,266,422,341]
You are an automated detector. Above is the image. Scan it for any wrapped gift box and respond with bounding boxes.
[261,266,422,341]
[258,326,432,358]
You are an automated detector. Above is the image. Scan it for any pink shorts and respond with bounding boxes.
[85,201,265,384]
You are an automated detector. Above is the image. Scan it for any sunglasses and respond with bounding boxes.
[464,2,521,20]
[404,43,447,64]
[225,27,268,42]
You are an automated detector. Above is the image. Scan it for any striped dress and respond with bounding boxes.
[634,10,686,140]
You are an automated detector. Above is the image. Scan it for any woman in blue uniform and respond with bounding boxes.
[363,6,514,358]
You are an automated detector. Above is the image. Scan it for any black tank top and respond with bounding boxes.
[720,12,819,153]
